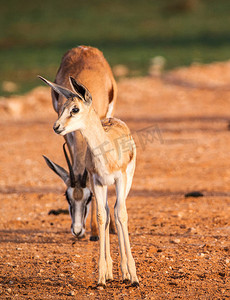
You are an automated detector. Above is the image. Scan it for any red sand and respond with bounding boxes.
[0,61,230,299]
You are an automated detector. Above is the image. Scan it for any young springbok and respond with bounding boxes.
[42,46,117,240]
[39,76,139,287]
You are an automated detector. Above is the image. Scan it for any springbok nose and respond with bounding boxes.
[71,225,85,238]
[72,228,82,237]
[53,123,60,133]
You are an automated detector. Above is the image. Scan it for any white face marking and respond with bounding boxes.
[66,117,86,135]
[66,187,91,237]
[54,101,87,136]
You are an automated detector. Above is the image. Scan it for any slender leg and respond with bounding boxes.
[93,181,108,286]
[105,203,113,281]
[91,197,115,240]
[114,206,130,282]
[115,173,139,286]
[90,195,99,241]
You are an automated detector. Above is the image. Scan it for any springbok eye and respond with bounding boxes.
[71,107,80,114]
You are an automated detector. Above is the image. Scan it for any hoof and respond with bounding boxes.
[131,281,139,287]
[123,279,131,284]
[90,235,99,241]
[97,283,106,289]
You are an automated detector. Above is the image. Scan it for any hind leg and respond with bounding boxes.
[114,172,139,286]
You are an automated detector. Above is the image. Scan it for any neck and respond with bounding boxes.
[80,108,113,169]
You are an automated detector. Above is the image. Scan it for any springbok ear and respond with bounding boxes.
[69,76,92,105]
[43,155,69,186]
[38,76,79,100]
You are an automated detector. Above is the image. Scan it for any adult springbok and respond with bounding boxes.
[42,46,117,241]
[39,76,139,287]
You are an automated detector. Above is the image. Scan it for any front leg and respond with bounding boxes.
[105,203,113,281]
[92,180,109,286]
[90,195,99,241]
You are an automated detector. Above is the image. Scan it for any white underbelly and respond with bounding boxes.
[93,171,121,186]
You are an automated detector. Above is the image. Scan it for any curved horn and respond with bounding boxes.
[63,143,75,188]
[80,168,88,188]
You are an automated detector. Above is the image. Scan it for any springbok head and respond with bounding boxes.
[38,76,92,136]
[43,143,92,238]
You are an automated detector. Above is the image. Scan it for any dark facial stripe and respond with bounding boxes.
[65,191,71,204]
[86,193,92,205]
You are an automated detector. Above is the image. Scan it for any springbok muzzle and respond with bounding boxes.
[71,224,85,238]
[53,122,64,134]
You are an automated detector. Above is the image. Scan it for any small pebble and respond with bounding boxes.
[69,291,75,296]
[170,239,180,244]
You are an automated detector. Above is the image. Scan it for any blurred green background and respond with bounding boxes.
[0,0,230,96]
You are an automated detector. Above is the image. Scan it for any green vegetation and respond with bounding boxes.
[1,0,230,96]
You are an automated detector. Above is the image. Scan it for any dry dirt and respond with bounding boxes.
[0,61,230,299]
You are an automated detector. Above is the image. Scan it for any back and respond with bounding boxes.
[52,46,117,119]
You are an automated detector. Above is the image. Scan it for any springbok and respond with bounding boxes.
[39,76,139,287]
[42,46,117,240]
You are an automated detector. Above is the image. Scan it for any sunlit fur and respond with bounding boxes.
[53,79,139,287]
[48,46,117,240]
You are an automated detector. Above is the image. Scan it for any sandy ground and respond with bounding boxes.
[0,61,230,299]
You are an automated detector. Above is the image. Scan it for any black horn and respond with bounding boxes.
[80,168,88,188]
[63,143,75,188]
